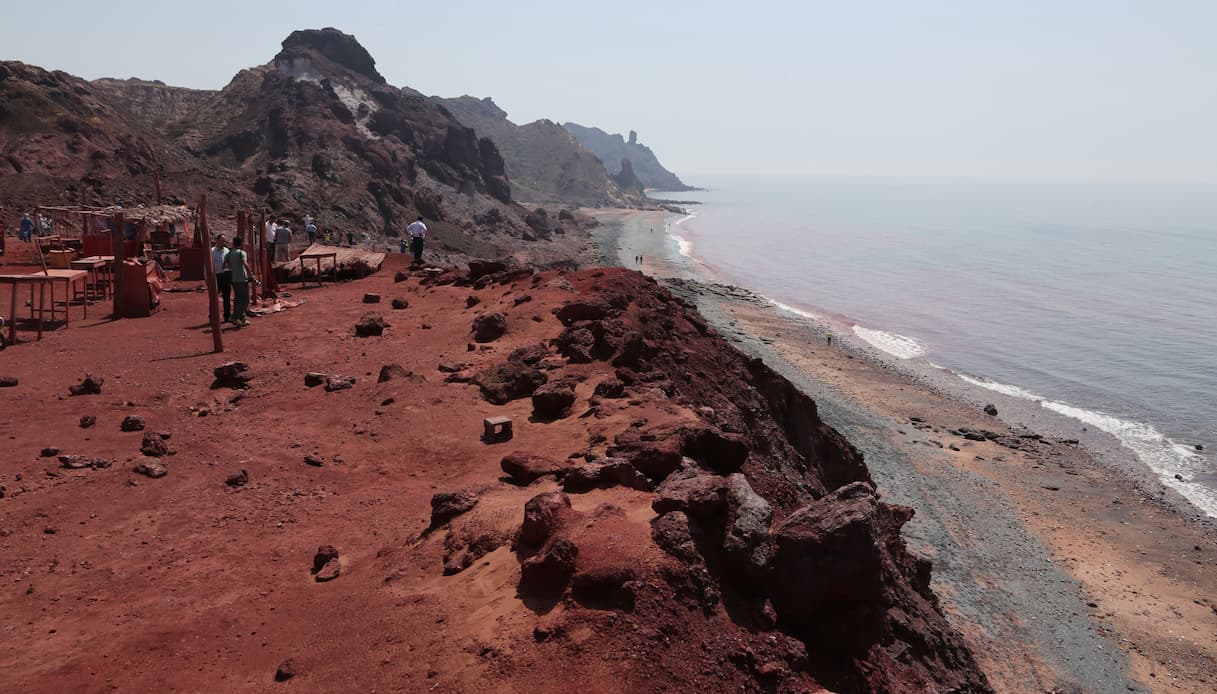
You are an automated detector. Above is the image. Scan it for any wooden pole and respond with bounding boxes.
[111,212,124,318]
[154,167,163,206]
[199,194,223,353]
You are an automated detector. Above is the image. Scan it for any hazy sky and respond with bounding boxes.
[5,1,1215,183]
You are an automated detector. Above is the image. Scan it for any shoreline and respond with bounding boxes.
[588,207,1217,692]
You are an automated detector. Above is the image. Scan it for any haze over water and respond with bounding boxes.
[654,175,1217,515]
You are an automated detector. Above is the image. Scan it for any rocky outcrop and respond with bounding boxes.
[563,122,695,191]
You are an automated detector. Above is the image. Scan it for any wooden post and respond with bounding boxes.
[199,194,223,353]
[257,210,268,300]
[111,213,124,318]
[154,167,163,205]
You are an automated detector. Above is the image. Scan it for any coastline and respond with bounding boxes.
[589,207,1217,692]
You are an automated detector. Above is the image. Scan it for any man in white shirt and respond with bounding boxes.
[406,216,427,263]
[264,219,277,264]
[211,234,231,322]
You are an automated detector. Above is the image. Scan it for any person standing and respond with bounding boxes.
[305,220,317,245]
[211,234,232,322]
[264,218,277,265]
[274,221,291,262]
[224,236,260,327]
[406,216,427,263]
[20,213,33,242]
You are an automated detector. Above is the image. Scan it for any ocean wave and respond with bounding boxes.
[764,297,823,322]
[1041,400,1217,517]
[674,236,694,258]
[851,326,928,359]
[958,374,1043,401]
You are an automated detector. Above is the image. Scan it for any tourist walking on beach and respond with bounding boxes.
[224,236,260,327]
[406,216,427,262]
[20,213,33,242]
[274,221,291,262]
[211,234,232,322]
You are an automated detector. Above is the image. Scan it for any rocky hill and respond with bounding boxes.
[1,29,598,266]
[434,96,648,208]
[563,123,695,191]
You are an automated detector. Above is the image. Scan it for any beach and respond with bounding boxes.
[593,207,1217,693]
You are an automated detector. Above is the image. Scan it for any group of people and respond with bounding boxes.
[16,212,53,242]
[210,234,260,327]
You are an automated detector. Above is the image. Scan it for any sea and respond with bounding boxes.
[648,175,1217,517]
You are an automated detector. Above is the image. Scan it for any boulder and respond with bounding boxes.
[325,375,355,392]
[68,374,104,395]
[518,537,578,596]
[140,432,169,457]
[133,460,167,478]
[362,293,381,304]
[354,313,388,337]
[520,492,573,547]
[430,490,478,527]
[652,472,728,520]
[274,659,297,682]
[531,383,576,420]
[40,447,60,457]
[226,469,249,487]
[681,426,750,474]
[984,403,998,416]
[555,300,611,325]
[593,378,626,399]
[393,270,410,283]
[723,473,773,576]
[555,326,596,363]
[120,415,146,432]
[501,452,571,484]
[474,361,547,405]
[465,295,481,308]
[607,435,684,482]
[312,545,339,573]
[561,459,652,493]
[507,342,548,365]
[211,362,252,389]
[304,372,327,387]
[79,415,96,428]
[377,364,410,383]
[651,511,700,563]
[0,376,17,388]
[472,312,507,343]
[315,558,341,582]
[468,259,507,279]
[391,298,408,310]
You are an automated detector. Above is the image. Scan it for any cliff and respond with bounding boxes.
[563,123,695,191]
[433,95,648,208]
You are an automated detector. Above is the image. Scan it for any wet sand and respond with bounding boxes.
[592,208,1217,693]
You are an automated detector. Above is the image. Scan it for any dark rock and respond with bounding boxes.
[354,313,388,337]
[304,454,325,467]
[325,375,355,392]
[79,415,96,428]
[211,362,252,389]
[531,383,576,420]
[304,372,327,387]
[513,294,533,306]
[555,326,596,363]
[315,558,341,582]
[438,361,469,373]
[652,472,728,520]
[652,511,701,563]
[507,342,548,365]
[555,300,611,325]
[607,434,684,482]
[226,469,249,487]
[963,431,987,442]
[680,426,749,474]
[593,378,625,399]
[274,659,297,682]
[468,259,507,279]
[465,295,481,308]
[362,293,381,304]
[430,490,479,527]
[58,454,90,469]
[68,374,104,395]
[561,458,652,493]
[501,452,571,484]
[40,447,60,457]
[518,537,578,596]
[390,298,408,310]
[0,376,18,387]
[133,460,166,478]
[312,545,339,573]
[140,432,169,457]
[984,404,998,416]
[474,361,547,404]
[120,414,146,432]
[1194,444,1204,451]
[520,492,573,547]
[393,270,410,283]
[378,364,410,383]
[472,312,507,343]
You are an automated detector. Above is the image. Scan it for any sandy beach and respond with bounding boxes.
[593,208,1217,693]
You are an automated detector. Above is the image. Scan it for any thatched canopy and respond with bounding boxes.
[38,204,194,226]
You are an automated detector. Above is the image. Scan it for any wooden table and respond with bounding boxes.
[71,256,109,300]
[298,251,338,287]
[0,270,88,344]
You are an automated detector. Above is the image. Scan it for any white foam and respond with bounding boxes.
[764,296,823,322]
[851,326,927,359]
[958,374,1043,401]
[674,235,693,258]
[1041,399,1217,517]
